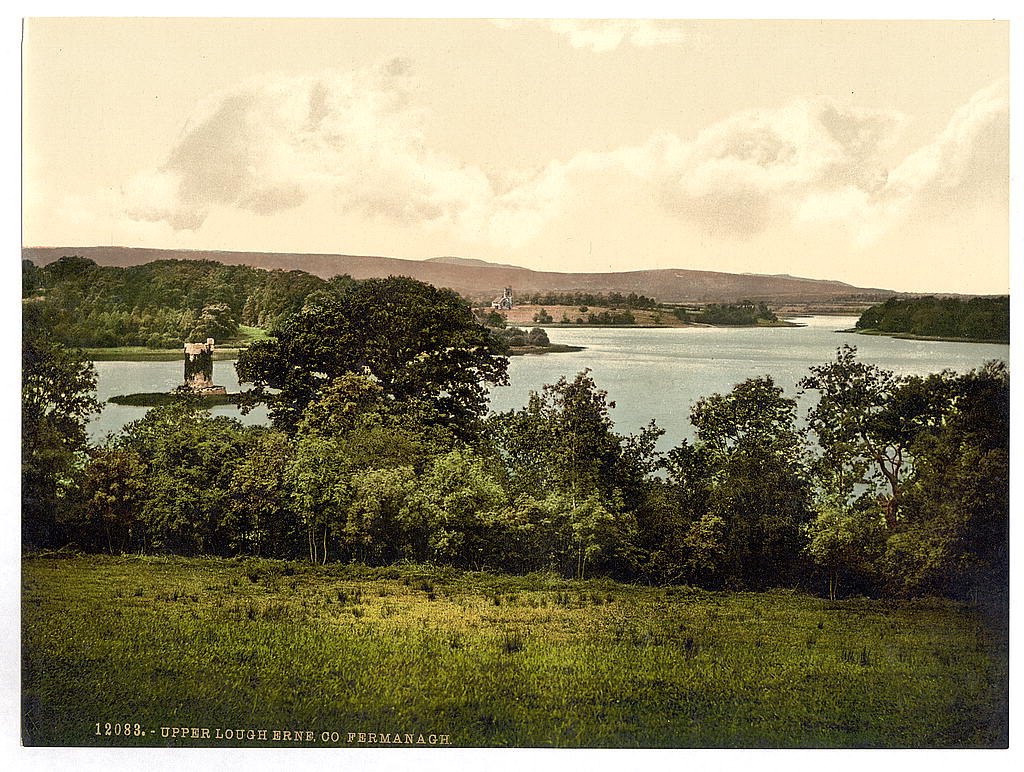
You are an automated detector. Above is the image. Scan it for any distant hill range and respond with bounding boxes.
[22,246,896,303]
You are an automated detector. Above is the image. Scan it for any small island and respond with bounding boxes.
[488,325,585,356]
[109,338,242,407]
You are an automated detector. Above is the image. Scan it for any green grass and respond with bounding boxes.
[81,328,270,361]
[83,347,246,362]
[21,554,1007,748]
[235,325,270,343]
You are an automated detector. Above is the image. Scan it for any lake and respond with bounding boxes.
[89,316,1009,446]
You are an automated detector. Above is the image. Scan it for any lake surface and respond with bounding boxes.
[89,316,1009,446]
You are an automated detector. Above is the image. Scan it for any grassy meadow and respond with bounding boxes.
[21,554,1008,748]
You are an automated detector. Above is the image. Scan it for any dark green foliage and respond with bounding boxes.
[490,326,550,348]
[890,361,1009,601]
[515,291,658,310]
[475,308,507,328]
[79,402,285,556]
[23,256,352,348]
[698,301,778,325]
[236,276,508,435]
[658,377,812,589]
[108,392,237,407]
[856,296,1009,342]
[22,302,102,547]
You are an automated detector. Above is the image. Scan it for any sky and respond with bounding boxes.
[22,18,1010,294]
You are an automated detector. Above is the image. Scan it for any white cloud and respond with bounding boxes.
[797,79,1008,244]
[109,61,558,247]
[96,65,1005,254]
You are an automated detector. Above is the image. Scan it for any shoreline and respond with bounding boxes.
[840,328,1009,345]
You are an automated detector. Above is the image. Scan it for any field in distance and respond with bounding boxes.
[22,554,1007,748]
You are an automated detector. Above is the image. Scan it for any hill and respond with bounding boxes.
[22,246,895,304]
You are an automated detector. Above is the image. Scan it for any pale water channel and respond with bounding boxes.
[89,316,1009,447]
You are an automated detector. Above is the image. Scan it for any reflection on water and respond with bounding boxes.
[89,317,1008,446]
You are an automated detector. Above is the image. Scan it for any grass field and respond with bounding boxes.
[82,326,271,361]
[21,554,1008,748]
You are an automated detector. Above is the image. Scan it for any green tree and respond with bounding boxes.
[285,432,347,564]
[889,361,1009,600]
[22,303,102,547]
[490,370,658,577]
[224,430,296,557]
[399,450,507,567]
[80,446,148,554]
[664,376,812,588]
[237,276,508,434]
[282,375,460,564]
[803,497,884,599]
[798,345,947,529]
[116,401,251,555]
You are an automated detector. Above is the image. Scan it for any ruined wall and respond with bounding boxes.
[183,338,225,394]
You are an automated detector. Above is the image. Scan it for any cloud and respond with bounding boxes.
[797,79,1008,244]
[111,61,558,247]
[104,66,1006,254]
[653,97,905,238]
[492,19,686,52]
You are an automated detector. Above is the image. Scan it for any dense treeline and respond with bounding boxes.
[515,291,658,310]
[23,276,1008,602]
[22,255,353,347]
[855,296,1009,342]
[677,301,778,325]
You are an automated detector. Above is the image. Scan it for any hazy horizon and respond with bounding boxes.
[23,19,1009,294]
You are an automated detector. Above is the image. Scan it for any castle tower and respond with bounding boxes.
[183,338,227,395]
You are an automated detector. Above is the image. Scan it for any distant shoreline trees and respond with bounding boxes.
[855,296,1009,342]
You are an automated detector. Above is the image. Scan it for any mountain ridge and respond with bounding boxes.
[22,246,896,303]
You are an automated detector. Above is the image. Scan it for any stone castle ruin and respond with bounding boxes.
[183,338,227,395]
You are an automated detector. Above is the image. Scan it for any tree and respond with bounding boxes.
[399,450,508,567]
[803,497,884,599]
[236,276,508,434]
[282,375,460,564]
[285,431,347,564]
[22,302,102,547]
[798,345,947,529]
[81,446,149,554]
[663,376,812,588]
[489,370,658,577]
[492,370,660,505]
[527,327,550,346]
[224,430,296,557]
[889,361,1009,600]
[115,401,252,555]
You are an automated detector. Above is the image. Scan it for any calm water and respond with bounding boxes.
[89,316,1008,445]
[90,358,270,442]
